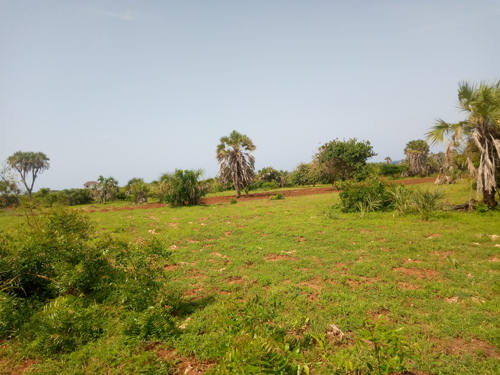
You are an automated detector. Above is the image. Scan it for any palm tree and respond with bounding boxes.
[384,157,392,164]
[404,140,430,176]
[216,131,256,198]
[427,81,500,208]
[93,175,119,203]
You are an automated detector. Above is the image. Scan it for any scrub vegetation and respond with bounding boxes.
[1,80,499,373]
[0,179,499,374]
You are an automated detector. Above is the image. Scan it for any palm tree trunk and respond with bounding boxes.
[483,188,498,209]
[236,186,241,198]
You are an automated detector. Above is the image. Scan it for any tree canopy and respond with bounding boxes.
[316,138,376,183]
[7,151,50,198]
[216,131,256,198]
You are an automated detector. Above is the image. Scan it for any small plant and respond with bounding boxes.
[271,193,284,200]
[230,198,237,204]
[323,205,339,219]
[357,197,382,217]
[357,315,414,375]
[475,202,489,213]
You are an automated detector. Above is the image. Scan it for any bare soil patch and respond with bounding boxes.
[393,267,440,280]
[265,254,298,261]
[431,337,500,359]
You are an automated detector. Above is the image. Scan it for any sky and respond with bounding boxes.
[1,0,499,191]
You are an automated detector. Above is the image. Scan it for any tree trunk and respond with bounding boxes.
[482,188,498,209]
[236,187,241,198]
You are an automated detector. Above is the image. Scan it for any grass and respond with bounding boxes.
[1,179,499,374]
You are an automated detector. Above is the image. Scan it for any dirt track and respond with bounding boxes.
[86,177,436,213]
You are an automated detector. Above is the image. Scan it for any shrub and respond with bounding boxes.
[337,177,393,213]
[161,169,208,207]
[0,211,115,301]
[23,296,106,357]
[55,189,93,206]
[387,185,444,220]
[379,163,406,179]
[0,210,176,359]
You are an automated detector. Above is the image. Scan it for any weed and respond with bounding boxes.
[357,316,414,375]
[271,193,284,200]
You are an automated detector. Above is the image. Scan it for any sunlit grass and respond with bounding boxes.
[0,178,499,374]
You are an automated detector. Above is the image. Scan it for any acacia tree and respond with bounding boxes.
[216,131,256,198]
[316,138,376,184]
[7,151,50,198]
[404,140,430,176]
[427,81,500,208]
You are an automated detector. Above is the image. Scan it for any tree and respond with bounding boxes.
[161,169,207,206]
[404,140,430,176]
[0,162,20,207]
[126,178,149,204]
[216,131,256,198]
[255,167,288,188]
[384,157,392,164]
[92,176,119,203]
[427,81,500,208]
[316,138,376,184]
[7,151,50,198]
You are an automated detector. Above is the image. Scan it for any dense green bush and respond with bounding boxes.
[55,189,93,206]
[337,178,393,213]
[0,210,175,358]
[161,169,208,206]
[379,163,406,179]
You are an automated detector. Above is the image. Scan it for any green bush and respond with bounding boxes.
[337,178,393,213]
[0,210,176,359]
[379,163,406,179]
[0,211,115,301]
[161,169,208,207]
[388,185,444,220]
[23,296,106,357]
[55,189,93,206]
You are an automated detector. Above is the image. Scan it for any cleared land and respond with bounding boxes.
[0,179,499,374]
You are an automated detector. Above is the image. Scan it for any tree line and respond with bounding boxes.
[2,80,499,208]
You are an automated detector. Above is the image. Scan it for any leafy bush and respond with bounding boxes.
[161,169,208,207]
[0,211,115,301]
[23,296,106,357]
[55,189,93,206]
[0,209,175,359]
[337,178,393,213]
[379,163,406,179]
[271,193,284,200]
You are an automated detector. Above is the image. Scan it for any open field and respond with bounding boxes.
[1,179,499,374]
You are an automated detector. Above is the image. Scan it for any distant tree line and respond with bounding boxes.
[2,80,499,208]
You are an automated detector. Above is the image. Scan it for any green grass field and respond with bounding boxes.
[1,179,499,374]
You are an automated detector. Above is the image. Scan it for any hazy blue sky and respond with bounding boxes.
[1,1,499,190]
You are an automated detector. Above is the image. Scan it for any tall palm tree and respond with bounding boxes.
[427,81,500,208]
[404,140,430,176]
[216,131,256,198]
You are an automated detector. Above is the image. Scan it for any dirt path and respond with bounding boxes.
[86,177,436,212]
